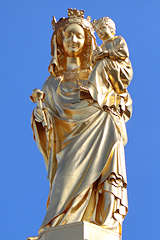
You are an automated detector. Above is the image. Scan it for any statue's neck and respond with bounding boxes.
[66,57,80,71]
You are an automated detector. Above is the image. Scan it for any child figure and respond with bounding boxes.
[88,17,133,119]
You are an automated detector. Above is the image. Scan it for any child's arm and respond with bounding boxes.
[108,36,129,61]
[106,36,132,93]
[94,50,109,61]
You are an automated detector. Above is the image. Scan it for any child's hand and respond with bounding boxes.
[92,50,109,63]
[96,51,109,61]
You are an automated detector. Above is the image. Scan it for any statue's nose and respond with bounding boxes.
[72,34,78,43]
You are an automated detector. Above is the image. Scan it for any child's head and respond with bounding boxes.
[92,17,116,40]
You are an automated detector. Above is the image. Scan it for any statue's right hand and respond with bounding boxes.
[30,89,45,103]
[33,107,45,123]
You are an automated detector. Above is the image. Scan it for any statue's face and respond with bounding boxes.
[63,24,85,57]
[98,24,114,40]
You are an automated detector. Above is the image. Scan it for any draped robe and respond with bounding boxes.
[31,44,132,234]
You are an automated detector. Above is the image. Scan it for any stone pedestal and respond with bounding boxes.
[39,221,121,240]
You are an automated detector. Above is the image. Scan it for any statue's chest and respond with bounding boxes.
[57,80,80,104]
[56,73,89,105]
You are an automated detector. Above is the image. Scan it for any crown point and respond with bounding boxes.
[51,16,57,30]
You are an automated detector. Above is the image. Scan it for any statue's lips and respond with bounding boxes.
[68,44,79,50]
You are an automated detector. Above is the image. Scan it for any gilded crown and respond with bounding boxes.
[68,8,84,18]
[51,8,93,34]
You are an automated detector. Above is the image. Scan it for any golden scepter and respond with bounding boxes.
[30,88,47,128]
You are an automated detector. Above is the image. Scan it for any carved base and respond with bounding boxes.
[38,221,121,240]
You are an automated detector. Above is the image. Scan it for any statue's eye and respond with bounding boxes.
[77,33,83,39]
[64,32,70,38]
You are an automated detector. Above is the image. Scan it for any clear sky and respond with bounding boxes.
[1,0,158,239]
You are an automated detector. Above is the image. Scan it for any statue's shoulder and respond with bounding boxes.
[112,36,128,53]
[42,74,61,91]
[114,35,126,44]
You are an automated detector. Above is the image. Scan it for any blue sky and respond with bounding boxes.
[1,0,158,239]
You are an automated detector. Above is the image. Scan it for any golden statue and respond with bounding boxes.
[30,8,133,239]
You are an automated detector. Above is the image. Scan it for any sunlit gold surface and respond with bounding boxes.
[62,24,85,57]
[30,8,133,238]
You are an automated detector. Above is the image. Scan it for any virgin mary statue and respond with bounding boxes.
[31,8,133,238]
